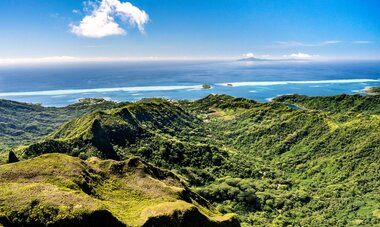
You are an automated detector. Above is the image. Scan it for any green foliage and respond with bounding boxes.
[202,84,212,89]
[273,93,380,113]
[0,98,125,151]
[1,93,380,226]
[180,94,259,112]
[7,151,18,163]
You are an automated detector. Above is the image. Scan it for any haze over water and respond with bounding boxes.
[0,60,379,106]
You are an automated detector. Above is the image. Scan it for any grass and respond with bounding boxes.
[0,153,237,226]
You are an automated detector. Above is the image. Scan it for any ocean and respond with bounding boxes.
[0,60,379,106]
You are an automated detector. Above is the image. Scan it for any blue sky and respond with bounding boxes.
[0,0,379,61]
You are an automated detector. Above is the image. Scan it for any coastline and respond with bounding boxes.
[360,86,380,95]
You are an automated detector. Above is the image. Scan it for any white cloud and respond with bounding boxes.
[354,40,372,44]
[273,41,306,48]
[322,40,341,45]
[70,0,149,38]
[0,56,81,65]
[283,53,319,60]
[72,9,80,14]
[244,53,255,58]
[272,40,342,48]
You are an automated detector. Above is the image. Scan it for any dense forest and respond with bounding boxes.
[0,91,379,226]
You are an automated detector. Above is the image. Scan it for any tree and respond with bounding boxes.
[8,150,19,163]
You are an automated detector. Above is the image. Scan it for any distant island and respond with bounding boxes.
[202,84,212,89]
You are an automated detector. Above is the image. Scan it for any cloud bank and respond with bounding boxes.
[241,52,319,61]
[71,0,149,38]
[0,56,82,65]
[283,53,319,60]
[321,40,341,45]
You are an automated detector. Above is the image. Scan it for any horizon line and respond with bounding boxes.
[0,56,380,65]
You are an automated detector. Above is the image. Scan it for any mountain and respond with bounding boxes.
[0,98,125,151]
[1,92,380,226]
[14,99,224,168]
[0,153,238,226]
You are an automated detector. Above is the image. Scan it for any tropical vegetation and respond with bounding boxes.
[0,90,379,226]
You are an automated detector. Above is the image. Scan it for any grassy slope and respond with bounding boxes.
[1,92,380,226]
[0,153,238,227]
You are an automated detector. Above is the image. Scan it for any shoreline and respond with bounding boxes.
[1,87,378,109]
[360,86,380,95]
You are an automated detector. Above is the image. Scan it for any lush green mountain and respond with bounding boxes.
[0,98,125,151]
[0,153,238,227]
[195,95,380,226]
[273,94,380,113]
[1,92,380,226]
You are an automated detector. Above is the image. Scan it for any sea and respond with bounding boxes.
[0,60,379,107]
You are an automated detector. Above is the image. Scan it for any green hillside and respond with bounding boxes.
[0,153,238,227]
[273,94,380,113]
[193,95,380,226]
[0,98,125,151]
[1,92,380,226]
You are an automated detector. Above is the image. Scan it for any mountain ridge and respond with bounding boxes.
[1,92,379,226]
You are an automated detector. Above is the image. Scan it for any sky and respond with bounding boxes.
[0,0,379,61]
